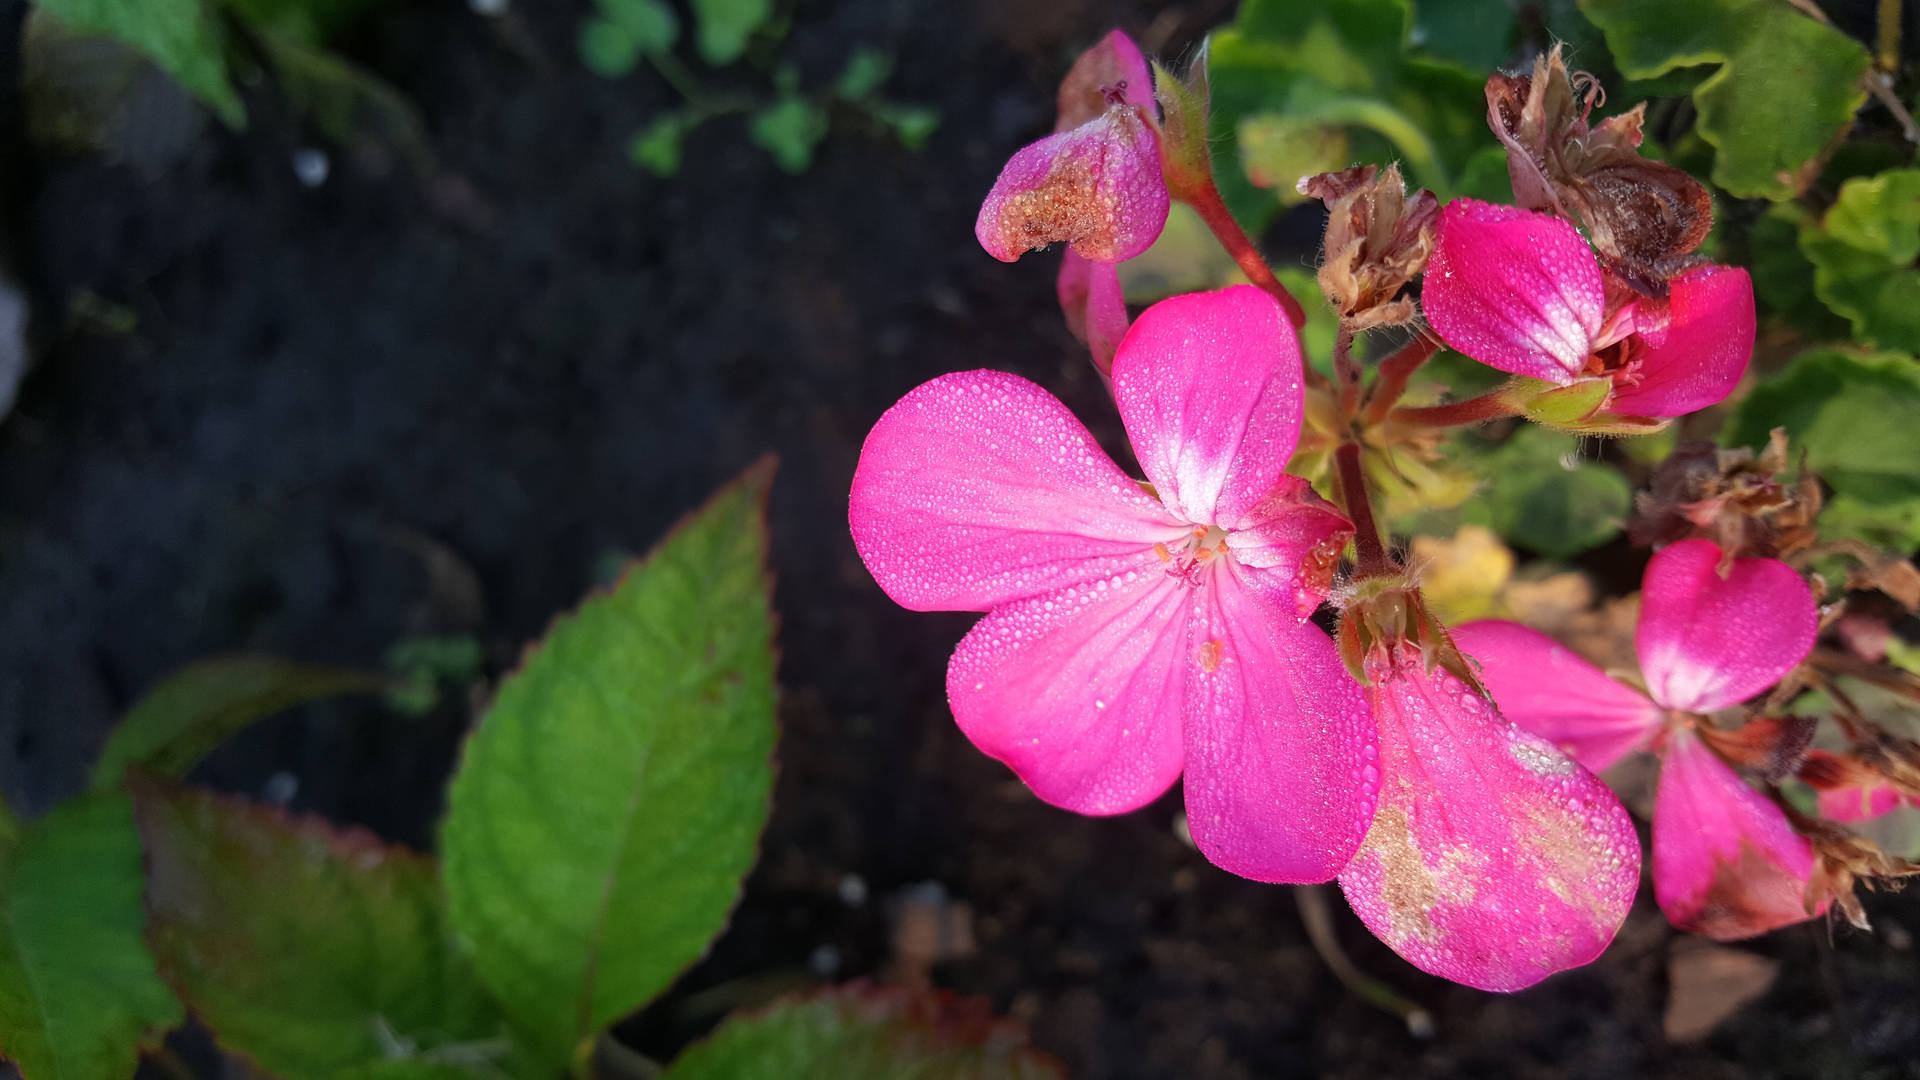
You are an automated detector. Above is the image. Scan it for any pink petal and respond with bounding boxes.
[1182,572,1376,883]
[1606,265,1757,418]
[1653,729,1824,940]
[947,559,1190,815]
[1112,286,1305,527]
[1452,620,1663,773]
[1817,781,1906,824]
[1636,539,1817,713]
[850,369,1186,612]
[1057,251,1129,376]
[1337,646,1640,991]
[1055,29,1153,131]
[1422,199,1605,383]
[975,107,1169,265]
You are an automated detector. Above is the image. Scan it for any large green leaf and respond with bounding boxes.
[1800,169,1920,352]
[32,0,243,127]
[90,654,385,791]
[129,778,516,1080]
[0,793,182,1080]
[1577,0,1870,200]
[441,460,779,1066]
[1724,348,1920,551]
[659,985,1064,1080]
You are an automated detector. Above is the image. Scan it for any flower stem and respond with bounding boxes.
[1388,388,1521,428]
[1294,885,1435,1039]
[1335,440,1393,578]
[1362,334,1439,425]
[1333,324,1362,419]
[1180,177,1308,328]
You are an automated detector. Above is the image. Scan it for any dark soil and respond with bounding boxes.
[1,1,1916,1077]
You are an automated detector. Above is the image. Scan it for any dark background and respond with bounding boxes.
[1,1,1916,1076]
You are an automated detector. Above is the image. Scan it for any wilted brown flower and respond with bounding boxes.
[1485,45,1713,297]
[1628,429,1823,564]
[1297,163,1438,332]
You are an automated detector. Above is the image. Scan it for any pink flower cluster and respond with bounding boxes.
[851,29,1827,993]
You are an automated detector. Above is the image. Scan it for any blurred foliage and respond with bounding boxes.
[1798,168,1920,352]
[1726,348,1920,552]
[659,985,1065,1079]
[29,0,242,125]
[0,794,182,1080]
[578,0,936,176]
[1577,0,1872,200]
[383,635,484,717]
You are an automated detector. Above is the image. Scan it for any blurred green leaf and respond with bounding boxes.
[33,0,243,126]
[131,778,517,1080]
[835,45,893,100]
[659,985,1064,1080]
[1117,201,1250,305]
[0,793,183,1080]
[441,460,778,1066]
[1798,169,1920,352]
[219,0,387,46]
[598,0,679,55]
[1208,0,1488,229]
[1477,425,1633,557]
[875,103,939,151]
[750,96,829,173]
[1748,203,1851,337]
[629,111,697,176]
[1410,0,1516,73]
[1725,347,1920,551]
[384,634,484,716]
[1236,113,1350,202]
[90,653,383,791]
[1577,0,1871,200]
[691,0,771,66]
[580,17,642,79]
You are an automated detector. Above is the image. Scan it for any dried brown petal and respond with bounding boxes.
[1298,163,1438,331]
[1627,429,1821,560]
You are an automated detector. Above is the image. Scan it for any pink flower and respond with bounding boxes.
[975,31,1169,266]
[1422,199,1756,418]
[1454,538,1826,940]
[1056,251,1129,375]
[1803,750,1919,823]
[849,286,1376,883]
[1334,628,1639,991]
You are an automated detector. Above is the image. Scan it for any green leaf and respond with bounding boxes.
[1576,0,1871,199]
[218,0,387,47]
[1747,203,1850,338]
[875,104,939,151]
[0,793,183,1080]
[384,635,485,717]
[629,112,696,177]
[1478,426,1633,558]
[90,653,384,791]
[660,985,1064,1080]
[1409,0,1516,73]
[441,459,780,1066]
[749,97,828,174]
[32,0,243,126]
[1724,347,1920,550]
[834,46,892,100]
[580,17,642,79]
[597,0,680,55]
[129,778,518,1080]
[690,0,772,66]
[1800,169,1920,351]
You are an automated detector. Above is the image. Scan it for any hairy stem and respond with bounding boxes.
[1388,388,1520,428]
[1362,334,1440,425]
[1181,178,1309,328]
[1333,324,1362,419]
[1294,885,1435,1039]
[1335,440,1392,578]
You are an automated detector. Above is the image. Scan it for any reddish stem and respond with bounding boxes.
[1335,440,1392,578]
[1388,388,1521,428]
[1333,324,1362,419]
[1362,334,1440,425]
[1182,176,1308,328]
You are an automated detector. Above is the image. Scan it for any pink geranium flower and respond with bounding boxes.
[849,286,1378,883]
[1454,538,1826,940]
[974,31,1169,268]
[1422,199,1756,418]
[1803,749,1920,823]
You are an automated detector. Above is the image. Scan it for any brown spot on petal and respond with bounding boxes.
[1197,639,1222,673]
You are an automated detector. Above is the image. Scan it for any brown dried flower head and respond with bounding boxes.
[1486,45,1713,297]
[1627,429,1823,564]
[1298,163,1438,332]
